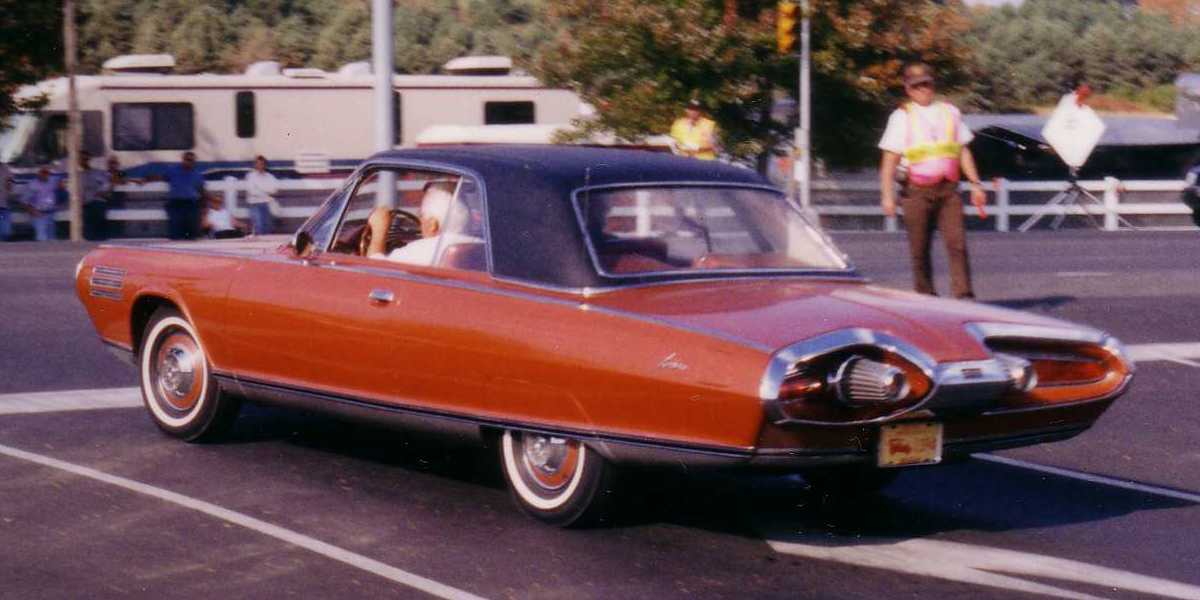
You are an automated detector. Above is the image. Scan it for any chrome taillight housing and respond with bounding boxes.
[762,330,935,425]
[968,323,1134,408]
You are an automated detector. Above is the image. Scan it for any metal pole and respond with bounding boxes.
[371,0,396,208]
[64,0,83,241]
[797,0,812,215]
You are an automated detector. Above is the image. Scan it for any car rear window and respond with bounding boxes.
[575,186,847,277]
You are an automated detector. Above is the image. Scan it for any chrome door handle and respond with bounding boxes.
[368,289,395,304]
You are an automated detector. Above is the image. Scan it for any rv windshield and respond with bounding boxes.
[0,113,38,164]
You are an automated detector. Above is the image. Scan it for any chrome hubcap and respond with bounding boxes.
[160,346,196,398]
[524,436,568,474]
[151,329,204,412]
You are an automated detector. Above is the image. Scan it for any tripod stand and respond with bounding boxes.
[1017,168,1136,232]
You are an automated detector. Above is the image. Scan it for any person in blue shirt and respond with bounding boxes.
[159,151,207,240]
[21,167,63,241]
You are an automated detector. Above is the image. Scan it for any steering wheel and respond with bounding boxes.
[358,209,423,257]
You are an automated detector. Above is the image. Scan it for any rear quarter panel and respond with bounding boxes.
[469,281,773,450]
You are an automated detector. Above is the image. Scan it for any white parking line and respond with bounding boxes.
[0,387,141,415]
[0,442,488,600]
[1127,343,1200,368]
[976,454,1200,504]
[764,533,1200,600]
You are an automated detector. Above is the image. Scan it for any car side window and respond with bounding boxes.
[327,167,487,272]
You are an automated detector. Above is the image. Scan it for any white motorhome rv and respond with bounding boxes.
[0,54,584,177]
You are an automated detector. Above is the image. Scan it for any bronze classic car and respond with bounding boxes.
[76,147,1134,526]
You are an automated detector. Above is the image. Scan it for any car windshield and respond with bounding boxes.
[576,185,848,277]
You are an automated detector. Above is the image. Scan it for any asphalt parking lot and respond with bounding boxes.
[1,231,1198,599]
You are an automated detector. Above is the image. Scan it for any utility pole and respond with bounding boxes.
[64,0,83,241]
[371,0,396,207]
[797,0,812,215]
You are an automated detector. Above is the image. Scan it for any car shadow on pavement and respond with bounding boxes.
[222,403,507,488]
[216,403,1190,536]
[619,458,1192,540]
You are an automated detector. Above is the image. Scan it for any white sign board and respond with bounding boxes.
[1041,93,1106,168]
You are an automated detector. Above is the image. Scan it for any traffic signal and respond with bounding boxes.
[777,0,798,55]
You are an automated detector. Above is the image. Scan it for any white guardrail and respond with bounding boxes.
[14,176,346,226]
[811,177,1192,232]
[11,175,1194,232]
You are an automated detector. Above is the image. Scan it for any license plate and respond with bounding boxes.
[877,422,943,468]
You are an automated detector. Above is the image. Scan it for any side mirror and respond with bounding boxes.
[292,230,313,256]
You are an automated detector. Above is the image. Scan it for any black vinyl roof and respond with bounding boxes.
[364,146,774,288]
[371,145,765,189]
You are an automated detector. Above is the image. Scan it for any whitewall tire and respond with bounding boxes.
[139,308,240,441]
[499,429,615,527]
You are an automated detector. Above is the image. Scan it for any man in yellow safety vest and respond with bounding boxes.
[670,99,718,160]
[879,62,988,299]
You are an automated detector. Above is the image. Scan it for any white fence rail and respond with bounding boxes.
[811,177,1191,231]
[9,175,1192,232]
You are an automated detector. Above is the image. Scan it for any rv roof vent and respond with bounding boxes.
[282,68,327,79]
[337,61,372,77]
[102,54,175,75]
[245,61,282,77]
[442,56,513,76]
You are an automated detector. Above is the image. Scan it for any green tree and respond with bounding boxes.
[0,0,62,120]
[537,0,973,170]
[170,5,235,73]
[967,0,1200,112]
[80,0,141,71]
[312,2,372,69]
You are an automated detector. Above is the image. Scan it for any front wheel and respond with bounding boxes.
[499,430,615,527]
[139,308,240,442]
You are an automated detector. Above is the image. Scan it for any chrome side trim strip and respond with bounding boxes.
[89,265,126,300]
[965,322,1108,346]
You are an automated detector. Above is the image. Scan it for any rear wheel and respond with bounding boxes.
[139,308,240,442]
[499,430,615,527]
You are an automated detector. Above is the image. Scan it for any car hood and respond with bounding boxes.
[588,279,1093,362]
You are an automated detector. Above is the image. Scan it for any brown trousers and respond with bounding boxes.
[901,181,975,299]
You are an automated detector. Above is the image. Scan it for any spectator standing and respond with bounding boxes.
[669,99,718,160]
[0,162,12,241]
[878,62,987,299]
[244,155,279,235]
[161,151,206,240]
[21,167,62,241]
[80,151,113,241]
